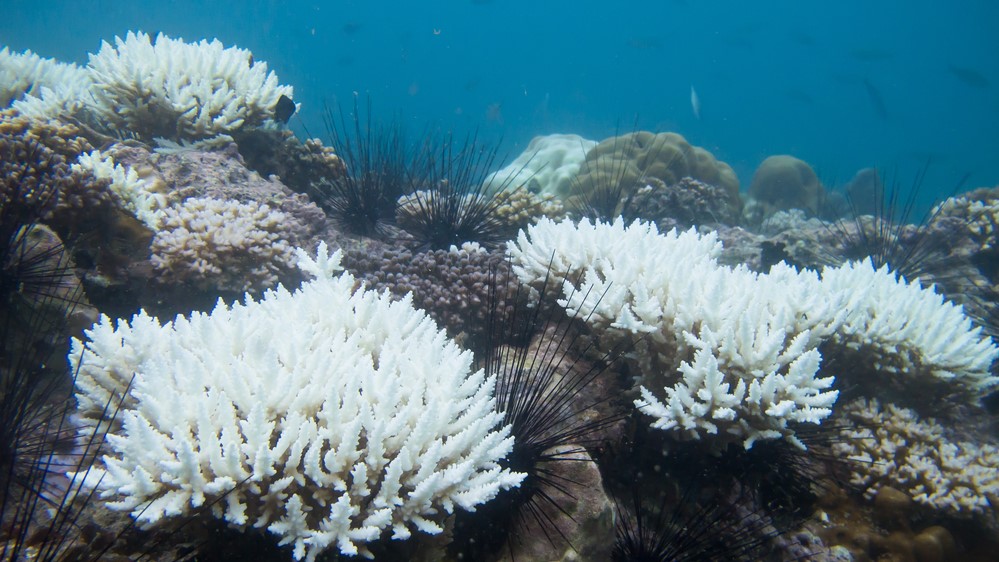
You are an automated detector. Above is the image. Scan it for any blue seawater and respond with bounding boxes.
[2,0,996,210]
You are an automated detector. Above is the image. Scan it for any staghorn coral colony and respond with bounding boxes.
[1,30,999,562]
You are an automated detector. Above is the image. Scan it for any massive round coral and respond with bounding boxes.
[568,131,740,219]
[746,155,824,221]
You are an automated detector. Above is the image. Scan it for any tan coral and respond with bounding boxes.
[0,110,94,158]
[834,398,999,520]
[933,187,999,251]
[492,188,567,230]
[746,155,824,220]
[149,196,299,293]
[232,129,346,194]
[568,131,739,217]
[0,129,114,230]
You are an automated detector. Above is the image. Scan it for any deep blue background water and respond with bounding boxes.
[3,0,997,210]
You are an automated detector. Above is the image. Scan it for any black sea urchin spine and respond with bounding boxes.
[399,131,528,251]
[448,257,631,560]
[311,96,412,238]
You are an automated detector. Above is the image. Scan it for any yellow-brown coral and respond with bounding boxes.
[568,131,739,217]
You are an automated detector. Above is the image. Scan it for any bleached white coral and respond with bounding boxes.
[86,31,293,139]
[835,398,999,519]
[72,149,172,228]
[509,217,842,448]
[821,259,998,395]
[70,242,523,561]
[149,196,298,293]
[507,217,997,449]
[1,46,91,111]
[483,133,597,198]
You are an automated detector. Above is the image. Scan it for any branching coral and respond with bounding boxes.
[72,148,172,228]
[834,398,999,519]
[819,259,997,400]
[628,176,740,227]
[933,189,999,251]
[82,31,293,140]
[69,243,524,561]
[0,130,113,230]
[509,217,841,448]
[0,47,90,110]
[0,110,94,158]
[507,217,997,449]
[341,240,515,346]
[149,196,300,293]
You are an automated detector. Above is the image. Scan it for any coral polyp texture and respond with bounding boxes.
[1,129,113,229]
[69,243,523,561]
[835,398,999,519]
[148,196,300,293]
[507,218,998,449]
[85,31,293,140]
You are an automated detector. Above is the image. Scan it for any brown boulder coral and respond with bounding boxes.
[746,155,824,222]
[568,131,740,219]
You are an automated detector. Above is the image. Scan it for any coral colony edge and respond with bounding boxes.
[2,29,999,562]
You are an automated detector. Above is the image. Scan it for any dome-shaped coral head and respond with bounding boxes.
[69,242,524,561]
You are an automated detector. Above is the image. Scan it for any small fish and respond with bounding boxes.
[690,85,701,120]
[486,102,504,124]
[862,78,888,120]
[948,64,990,89]
[274,94,296,124]
[342,22,363,35]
